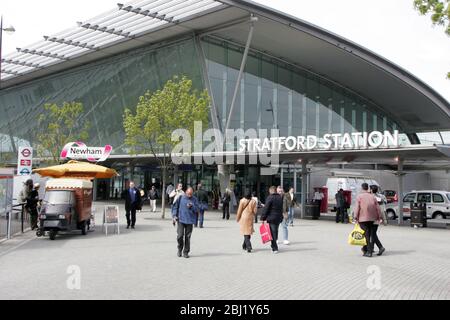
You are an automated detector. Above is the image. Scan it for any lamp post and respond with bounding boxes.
[0,16,16,88]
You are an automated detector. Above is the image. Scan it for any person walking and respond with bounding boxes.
[27,183,41,230]
[252,191,263,223]
[286,187,297,227]
[313,188,324,216]
[138,188,146,213]
[236,192,257,253]
[148,186,158,213]
[169,183,184,207]
[172,187,199,258]
[280,186,290,245]
[194,183,209,228]
[166,183,174,205]
[354,183,383,257]
[260,186,284,254]
[19,179,33,222]
[222,188,231,220]
[371,185,387,256]
[335,189,346,223]
[122,181,142,229]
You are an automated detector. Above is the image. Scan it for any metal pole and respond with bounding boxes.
[21,204,24,233]
[0,16,3,88]
[398,158,404,225]
[225,19,256,131]
[301,161,307,219]
[194,35,222,133]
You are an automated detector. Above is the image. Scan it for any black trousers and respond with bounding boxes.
[269,223,280,252]
[359,221,376,253]
[223,203,230,219]
[177,223,193,254]
[242,235,252,250]
[336,207,346,223]
[125,205,137,227]
[29,207,38,229]
[372,224,383,250]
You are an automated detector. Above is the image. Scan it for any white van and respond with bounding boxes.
[326,173,379,211]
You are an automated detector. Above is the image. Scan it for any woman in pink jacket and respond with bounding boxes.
[354,183,382,257]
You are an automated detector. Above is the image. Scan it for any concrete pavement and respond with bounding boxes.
[0,201,449,300]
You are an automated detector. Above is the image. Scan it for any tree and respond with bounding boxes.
[36,102,90,164]
[123,75,210,219]
[413,0,450,78]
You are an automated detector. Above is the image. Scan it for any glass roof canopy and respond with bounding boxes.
[1,0,225,81]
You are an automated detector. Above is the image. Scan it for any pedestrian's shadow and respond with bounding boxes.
[378,250,415,256]
[192,252,242,258]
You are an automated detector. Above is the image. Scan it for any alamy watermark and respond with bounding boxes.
[66,265,81,290]
[366,265,382,291]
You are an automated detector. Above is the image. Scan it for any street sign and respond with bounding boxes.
[17,147,33,176]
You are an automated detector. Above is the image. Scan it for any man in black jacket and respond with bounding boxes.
[260,186,284,253]
[122,181,142,229]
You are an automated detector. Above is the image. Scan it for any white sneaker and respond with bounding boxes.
[283,240,290,245]
[272,250,279,254]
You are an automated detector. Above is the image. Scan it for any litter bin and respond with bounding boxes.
[410,203,427,228]
[305,201,320,220]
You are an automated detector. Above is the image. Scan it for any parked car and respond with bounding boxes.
[385,190,450,220]
[382,190,397,203]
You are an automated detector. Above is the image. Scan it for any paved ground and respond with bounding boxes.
[0,201,449,300]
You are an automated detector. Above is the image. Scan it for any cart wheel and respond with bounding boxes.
[49,230,57,240]
[36,230,43,237]
[81,221,88,235]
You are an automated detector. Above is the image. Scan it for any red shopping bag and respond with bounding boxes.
[259,223,273,244]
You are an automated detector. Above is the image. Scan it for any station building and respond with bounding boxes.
[1,0,449,216]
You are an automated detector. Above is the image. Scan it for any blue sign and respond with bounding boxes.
[20,168,31,175]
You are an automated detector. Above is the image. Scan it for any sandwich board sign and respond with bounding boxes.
[17,147,33,176]
[103,205,120,235]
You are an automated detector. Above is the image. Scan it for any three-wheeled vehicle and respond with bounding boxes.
[37,178,92,240]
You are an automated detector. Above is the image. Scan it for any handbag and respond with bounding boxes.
[259,223,273,244]
[348,224,367,246]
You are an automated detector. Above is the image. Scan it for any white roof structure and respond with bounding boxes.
[1,0,449,132]
[1,0,225,81]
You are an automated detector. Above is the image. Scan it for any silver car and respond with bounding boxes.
[385,190,450,220]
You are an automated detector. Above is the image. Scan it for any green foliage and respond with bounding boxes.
[36,102,90,164]
[123,75,210,161]
[414,0,450,34]
[414,0,450,78]
[123,75,210,218]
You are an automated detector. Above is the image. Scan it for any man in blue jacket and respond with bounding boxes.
[172,187,199,258]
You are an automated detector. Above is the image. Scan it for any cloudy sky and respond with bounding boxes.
[1,0,449,101]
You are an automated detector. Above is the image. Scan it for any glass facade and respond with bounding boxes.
[202,37,402,141]
[1,33,447,167]
[0,38,203,159]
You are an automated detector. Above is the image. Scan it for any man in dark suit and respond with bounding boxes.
[122,181,142,229]
[260,186,284,253]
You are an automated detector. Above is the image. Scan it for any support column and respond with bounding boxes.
[301,161,307,219]
[93,179,98,201]
[397,158,404,225]
[218,164,230,195]
[225,18,256,130]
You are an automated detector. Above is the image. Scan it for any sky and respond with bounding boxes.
[1,0,449,101]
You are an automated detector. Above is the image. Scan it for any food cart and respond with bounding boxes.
[33,160,118,240]
[38,178,92,240]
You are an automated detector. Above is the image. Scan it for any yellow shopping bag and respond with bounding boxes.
[348,224,367,246]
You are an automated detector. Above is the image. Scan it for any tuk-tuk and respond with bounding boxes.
[37,178,93,240]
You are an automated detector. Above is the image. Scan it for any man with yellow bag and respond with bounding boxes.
[352,183,383,258]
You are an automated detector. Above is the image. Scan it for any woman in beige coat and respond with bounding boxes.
[236,192,257,253]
